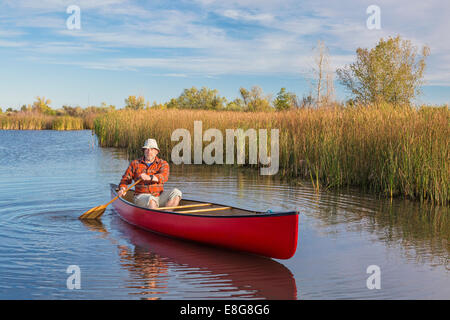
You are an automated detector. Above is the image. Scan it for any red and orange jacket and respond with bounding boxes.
[119,156,170,196]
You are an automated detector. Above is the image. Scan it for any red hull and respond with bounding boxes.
[111,186,299,259]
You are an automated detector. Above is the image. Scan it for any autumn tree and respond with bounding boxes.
[61,105,82,116]
[32,96,54,114]
[176,86,226,110]
[273,88,298,111]
[166,98,179,109]
[239,86,272,112]
[336,35,430,106]
[125,95,146,110]
[226,98,244,111]
[150,101,166,109]
[21,104,32,112]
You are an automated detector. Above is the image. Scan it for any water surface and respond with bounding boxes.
[0,130,448,299]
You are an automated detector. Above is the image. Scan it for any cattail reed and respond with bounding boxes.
[0,113,86,130]
[93,105,449,205]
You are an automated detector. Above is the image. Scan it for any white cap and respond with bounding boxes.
[142,138,160,151]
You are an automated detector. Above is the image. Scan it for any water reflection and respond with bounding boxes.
[308,190,449,268]
[81,216,297,300]
[168,164,449,271]
[1,130,447,299]
[117,245,169,299]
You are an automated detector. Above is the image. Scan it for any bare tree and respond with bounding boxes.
[311,40,335,107]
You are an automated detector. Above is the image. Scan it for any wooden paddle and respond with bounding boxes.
[79,179,142,220]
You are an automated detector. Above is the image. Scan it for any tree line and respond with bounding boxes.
[0,98,116,116]
[125,85,305,112]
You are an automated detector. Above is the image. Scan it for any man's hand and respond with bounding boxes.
[140,173,158,182]
[118,187,127,197]
[140,173,152,181]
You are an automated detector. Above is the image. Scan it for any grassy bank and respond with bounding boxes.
[93,105,449,205]
[0,113,94,130]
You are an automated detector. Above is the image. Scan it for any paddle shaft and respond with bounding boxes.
[105,179,142,207]
[79,179,143,219]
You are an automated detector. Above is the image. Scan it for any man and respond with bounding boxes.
[118,138,182,209]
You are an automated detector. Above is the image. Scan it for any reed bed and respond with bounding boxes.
[93,105,449,205]
[0,113,86,130]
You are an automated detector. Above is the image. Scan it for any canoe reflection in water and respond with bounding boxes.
[81,215,297,299]
[116,244,169,299]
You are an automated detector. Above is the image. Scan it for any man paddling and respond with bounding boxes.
[118,138,182,209]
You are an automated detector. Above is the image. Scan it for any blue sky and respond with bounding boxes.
[0,0,449,109]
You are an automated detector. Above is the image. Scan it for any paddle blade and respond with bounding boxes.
[79,205,107,220]
[80,219,108,233]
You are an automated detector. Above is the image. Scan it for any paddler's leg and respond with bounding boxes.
[159,188,182,207]
[166,196,181,207]
[134,193,159,209]
[148,199,158,209]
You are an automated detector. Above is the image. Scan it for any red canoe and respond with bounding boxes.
[110,184,299,259]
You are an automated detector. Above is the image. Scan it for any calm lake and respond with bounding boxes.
[0,130,448,299]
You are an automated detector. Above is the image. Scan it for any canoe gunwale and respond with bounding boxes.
[110,184,298,218]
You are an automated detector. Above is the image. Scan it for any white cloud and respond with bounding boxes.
[2,0,129,10]
[222,9,274,23]
[0,39,28,47]
[162,73,189,78]
[2,0,449,87]
[24,41,113,54]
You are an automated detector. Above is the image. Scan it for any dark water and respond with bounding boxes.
[0,130,448,299]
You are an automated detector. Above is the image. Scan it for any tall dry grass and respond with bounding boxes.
[0,113,86,130]
[93,105,449,205]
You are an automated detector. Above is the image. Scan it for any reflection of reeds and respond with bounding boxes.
[93,105,449,205]
[314,194,449,266]
[0,113,85,130]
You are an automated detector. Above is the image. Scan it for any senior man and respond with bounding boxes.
[118,138,182,209]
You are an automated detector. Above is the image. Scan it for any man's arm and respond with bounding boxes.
[153,160,170,184]
[118,161,135,196]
